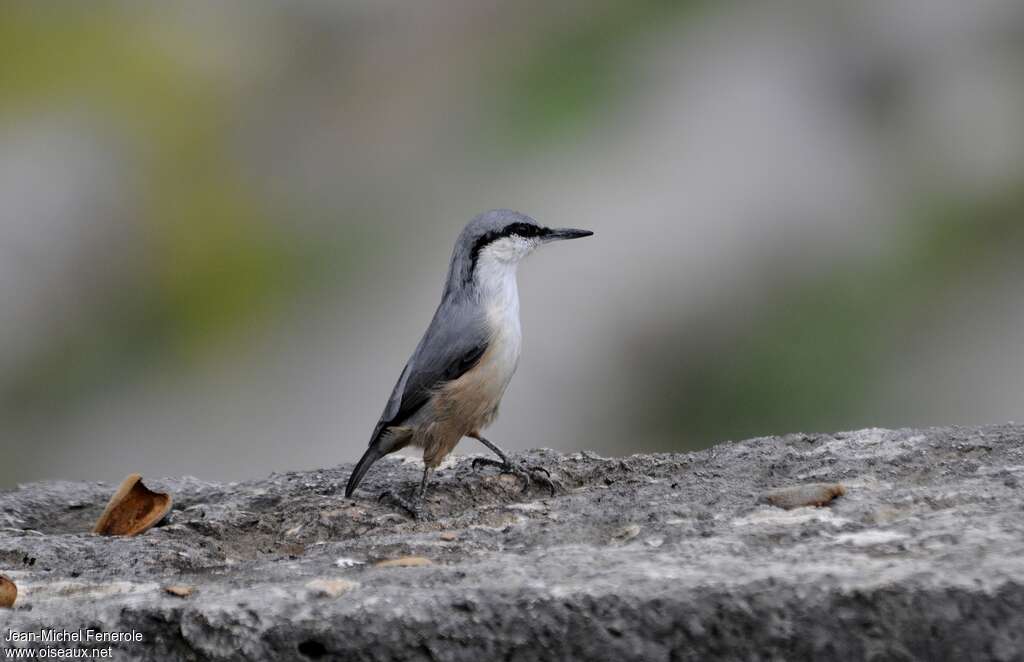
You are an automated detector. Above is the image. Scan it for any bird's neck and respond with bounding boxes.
[474,253,521,322]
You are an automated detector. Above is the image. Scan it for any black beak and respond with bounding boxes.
[544,227,594,242]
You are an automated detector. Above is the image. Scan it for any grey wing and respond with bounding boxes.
[367,300,489,448]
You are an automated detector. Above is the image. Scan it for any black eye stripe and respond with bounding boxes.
[466,223,549,278]
[505,222,545,238]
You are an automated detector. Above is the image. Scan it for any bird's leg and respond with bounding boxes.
[379,466,432,520]
[472,434,513,466]
[471,434,550,478]
[470,434,557,495]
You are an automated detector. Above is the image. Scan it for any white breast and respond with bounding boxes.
[476,243,525,396]
[485,299,522,392]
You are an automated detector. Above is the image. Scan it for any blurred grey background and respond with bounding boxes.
[2,0,1024,488]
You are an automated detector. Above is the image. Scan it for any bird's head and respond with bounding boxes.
[460,209,593,275]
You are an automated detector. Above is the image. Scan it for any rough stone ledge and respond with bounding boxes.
[2,425,1024,661]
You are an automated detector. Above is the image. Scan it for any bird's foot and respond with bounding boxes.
[471,457,560,496]
[377,490,428,520]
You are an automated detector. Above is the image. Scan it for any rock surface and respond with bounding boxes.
[2,426,1024,661]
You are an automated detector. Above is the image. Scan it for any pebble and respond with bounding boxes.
[375,556,433,568]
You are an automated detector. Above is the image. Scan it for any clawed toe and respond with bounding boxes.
[532,471,560,496]
[377,490,426,520]
[471,458,560,496]
[521,468,558,496]
[513,468,532,494]
[513,467,560,496]
[472,457,503,471]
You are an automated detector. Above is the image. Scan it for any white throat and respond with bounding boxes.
[476,245,522,320]
[474,236,539,382]
[474,235,539,314]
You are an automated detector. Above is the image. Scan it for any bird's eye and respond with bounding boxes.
[505,223,538,239]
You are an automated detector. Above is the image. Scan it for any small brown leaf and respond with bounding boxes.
[762,483,846,510]
[163,585,193,598]
[305,578,357,598]
[93,474,173,537]
[439,532,458,542]
[0,574,16,608]
[374,556,433,568]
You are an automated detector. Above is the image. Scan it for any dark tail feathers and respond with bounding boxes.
[345,445,384,497]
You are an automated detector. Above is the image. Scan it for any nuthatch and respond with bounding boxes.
[345,210,593,517]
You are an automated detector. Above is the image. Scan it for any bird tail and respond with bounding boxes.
[345,445,385,497]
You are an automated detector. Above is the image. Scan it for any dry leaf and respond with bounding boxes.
[762,483,846,510]
[439,532,458,542]
[305,578,357,598]
[93,474,173,537]
[0,574,16,608]
[163,585,193,598]
[374,556,433,568]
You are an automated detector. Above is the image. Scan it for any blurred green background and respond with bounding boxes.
[2,1,1023,487]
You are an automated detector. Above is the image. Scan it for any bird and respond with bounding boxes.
[344,209,593,517]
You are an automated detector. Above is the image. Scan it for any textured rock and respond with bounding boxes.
[2,426,1024,661]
